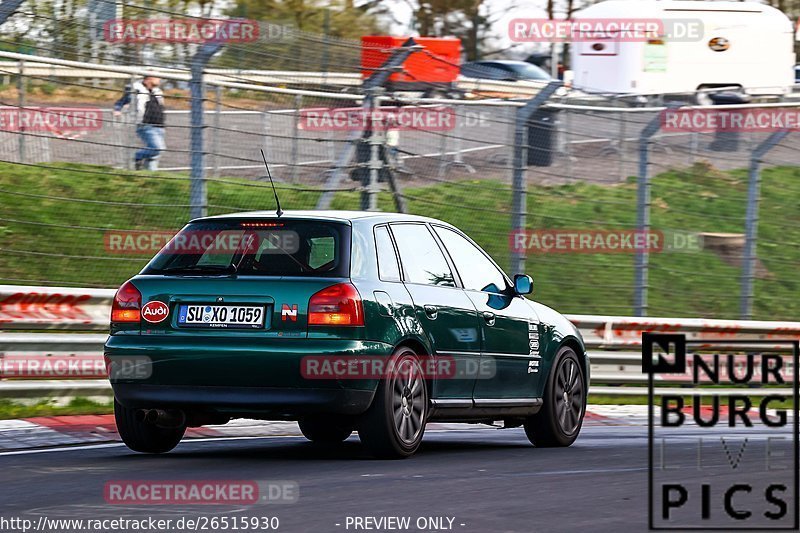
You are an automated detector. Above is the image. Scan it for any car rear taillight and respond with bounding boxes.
[111,280,142,323]
[308,283,364,326]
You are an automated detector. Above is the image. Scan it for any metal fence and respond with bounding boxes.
[1,48,799,321]
[1,285,797,402]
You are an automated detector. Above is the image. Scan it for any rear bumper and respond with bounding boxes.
[105,335,392,415]
[112,383,375,416]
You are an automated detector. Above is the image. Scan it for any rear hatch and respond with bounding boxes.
[107,218,357,387]
[129,217,351,338]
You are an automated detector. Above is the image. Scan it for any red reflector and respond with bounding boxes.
[111,280,142,323]
[111,308,141,322]
[308,283,364,326]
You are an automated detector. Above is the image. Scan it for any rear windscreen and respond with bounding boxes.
[142,220,350,277]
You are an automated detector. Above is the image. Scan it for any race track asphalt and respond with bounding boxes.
[0,421,795,533]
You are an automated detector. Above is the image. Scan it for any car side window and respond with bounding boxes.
[374,225,401,282]
[478,63,506,80]
[434,226,508,294]
[390,224,455,287]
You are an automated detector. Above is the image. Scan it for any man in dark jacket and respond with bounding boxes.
[114,76,166,170]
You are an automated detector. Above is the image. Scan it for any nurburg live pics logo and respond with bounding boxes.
[644,333,799,530]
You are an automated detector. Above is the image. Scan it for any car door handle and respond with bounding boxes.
[423,305,438,319]
[482,311,496,326]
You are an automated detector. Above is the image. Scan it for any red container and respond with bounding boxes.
[361,36,461,85]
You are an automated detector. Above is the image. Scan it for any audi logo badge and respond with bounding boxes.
[708,37,730,52]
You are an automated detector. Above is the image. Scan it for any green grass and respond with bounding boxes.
[0,395,644,419]
[1,160,799,319]
[0,397,113,420]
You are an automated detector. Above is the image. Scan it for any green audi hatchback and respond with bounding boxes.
[105,211,588,458]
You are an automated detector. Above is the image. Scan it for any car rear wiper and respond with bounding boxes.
[157,264,238,275]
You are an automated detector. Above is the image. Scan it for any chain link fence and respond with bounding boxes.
[0,32,798,321]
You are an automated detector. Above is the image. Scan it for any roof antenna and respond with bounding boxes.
[260,149,283,217]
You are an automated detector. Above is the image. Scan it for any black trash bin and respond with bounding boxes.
[527,108,556,167]
[350,129,390,184]
[707,92,750,152]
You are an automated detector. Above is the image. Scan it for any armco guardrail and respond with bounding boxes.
[0,284,114,330]
[1,286,798,398]
[0,58,547,97]
[572,315,800,350]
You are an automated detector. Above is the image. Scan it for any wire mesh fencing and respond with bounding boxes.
[0,29,798,321]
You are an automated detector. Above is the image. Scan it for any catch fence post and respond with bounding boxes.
[1,1,35,163]
[633,111,668,317]
[740,130,790,319]
[126,74,137,170]
[211,84,222,178]
[510,81,562,276]
[189,42,223,220]
[618,108,626,181]
[364,88,382,211]
[17,59,25,163]
[290,94,301,182]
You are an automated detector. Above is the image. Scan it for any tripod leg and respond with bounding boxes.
[386,169,407,213]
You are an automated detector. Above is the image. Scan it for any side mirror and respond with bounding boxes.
[514,274,533,295]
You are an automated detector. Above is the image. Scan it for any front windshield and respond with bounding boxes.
[507,62,551,80]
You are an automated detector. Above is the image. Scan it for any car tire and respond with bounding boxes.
[524,346,585,448]
[114,399,185,454]
[298,417,353,444]
[423,88,448,99]
[358,347,428,459]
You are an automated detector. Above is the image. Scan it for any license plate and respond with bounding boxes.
[177,304,266,329]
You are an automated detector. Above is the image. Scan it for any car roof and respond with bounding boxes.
[465,60,529,66]
[195,210,453,227]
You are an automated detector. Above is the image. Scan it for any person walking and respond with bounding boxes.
[113,76,166,170]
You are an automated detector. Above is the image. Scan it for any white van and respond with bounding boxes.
[569,0,795,99]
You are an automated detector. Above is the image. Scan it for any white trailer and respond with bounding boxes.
[569,0,795,98]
